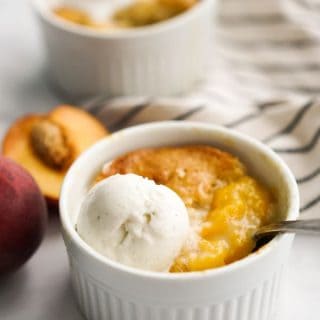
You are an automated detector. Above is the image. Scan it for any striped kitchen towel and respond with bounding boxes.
[82,0,320,219]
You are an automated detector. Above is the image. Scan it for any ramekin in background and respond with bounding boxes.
[60,122,299,320]
[32,0,215,99]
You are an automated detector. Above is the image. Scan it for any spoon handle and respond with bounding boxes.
[255,219,320,239]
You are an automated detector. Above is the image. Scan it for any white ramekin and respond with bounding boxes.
[32,0,215,99]
[60,122,299,320]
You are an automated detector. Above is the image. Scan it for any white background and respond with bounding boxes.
[0,1,320,319]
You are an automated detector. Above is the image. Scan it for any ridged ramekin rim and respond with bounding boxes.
[60,121,300,281]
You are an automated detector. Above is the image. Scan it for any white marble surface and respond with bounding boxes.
[0,1,320,319]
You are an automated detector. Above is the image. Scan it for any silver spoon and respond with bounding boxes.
[255,219,320,239]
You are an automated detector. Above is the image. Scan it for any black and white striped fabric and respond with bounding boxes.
[83,0,320,219]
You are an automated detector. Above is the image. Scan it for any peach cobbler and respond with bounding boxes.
[53,0,198,30]
[97,146,276,272]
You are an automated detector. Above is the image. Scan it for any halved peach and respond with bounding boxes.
[2,105,108,204]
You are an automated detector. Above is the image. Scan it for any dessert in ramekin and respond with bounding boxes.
[53,0,199,30]
[60,122,299,320]
[91,145,277,273]
[32,0,215,99]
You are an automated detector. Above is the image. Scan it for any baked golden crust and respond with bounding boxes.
[102,145,246,208]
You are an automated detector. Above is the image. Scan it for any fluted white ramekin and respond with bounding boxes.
[60,122,299,320]
[32,0,215,99]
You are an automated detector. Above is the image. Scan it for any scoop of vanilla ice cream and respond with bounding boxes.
[77,174,189,272]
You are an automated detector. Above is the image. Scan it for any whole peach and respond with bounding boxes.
[0,156,48,275]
